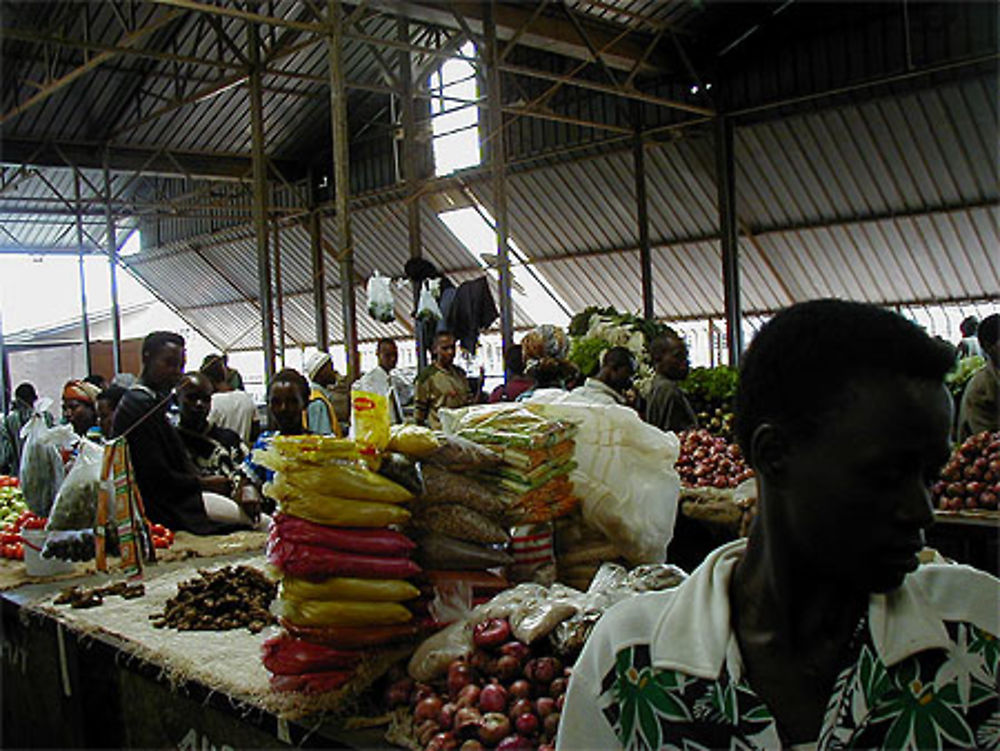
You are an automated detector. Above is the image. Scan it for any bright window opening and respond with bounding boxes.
[429,42,481,176]
[439,206,570,329]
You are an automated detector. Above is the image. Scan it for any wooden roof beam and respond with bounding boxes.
[0,137,299,182]
[366,0,667,75]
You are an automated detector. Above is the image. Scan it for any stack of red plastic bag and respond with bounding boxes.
[255,435,422,694]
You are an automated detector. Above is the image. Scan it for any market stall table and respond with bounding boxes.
[1,548,401,749]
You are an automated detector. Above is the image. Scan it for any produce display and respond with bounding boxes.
[676,429,754,489]
[567,306,669,397]
[0,476,26,526]
[256,434,422,694]
[679,367,738,441]
[1,507,45,561]
[932,431,1000,511]
[946,355,986,399]
[54,581,145,609]
[149,565,275,632]
[387,616,570,751]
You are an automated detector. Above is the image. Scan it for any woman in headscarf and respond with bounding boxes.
[61,380,101,437]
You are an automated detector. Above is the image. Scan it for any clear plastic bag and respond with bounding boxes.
[19,401,74,516]
[416,532,513,570]
[367,271,396,323]
[46,438,104,530]
[387,425,441,457]
[416,279,441,322]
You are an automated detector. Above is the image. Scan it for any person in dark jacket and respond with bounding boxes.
[644,329,698,434]
[113,331,263,535]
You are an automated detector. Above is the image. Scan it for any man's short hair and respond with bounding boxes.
[978,314,999,354]
[14,383,36,404]
[602,346,636,373]
[178,371,211,392]
[97,385,126,409]
[270,368,310,404]
[200,354,227,383]
[377,338,396,351]
[960,316,979,337]
[142,331,185,359]
[735,299,955,459]
[435,330,455,343]
[649,328,683,361]
[505,345,525,376]
[83,374,106,388]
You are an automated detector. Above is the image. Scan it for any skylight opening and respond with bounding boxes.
[429,42,481,176]
[438,205,570,329]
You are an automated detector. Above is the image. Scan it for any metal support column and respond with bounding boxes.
[103,158,122,375]
[309,198,328,352]
[632,101,653,320]
[398,17,427,369]
[0,309,8,415]
[248,20,276,383]
[73,172,92,374]
[485,1,514,358]
[274,220,286,367]
[328,0,358,376]
[715,115,742,366]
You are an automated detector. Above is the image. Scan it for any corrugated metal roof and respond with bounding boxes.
[118,73,997,348]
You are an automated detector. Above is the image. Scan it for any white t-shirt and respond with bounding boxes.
[208,390,257,444]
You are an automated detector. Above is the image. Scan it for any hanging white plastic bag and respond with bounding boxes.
[417,279,441,322]
[46,437,104,530]
[19,399,74,516]
[367,271,395,323]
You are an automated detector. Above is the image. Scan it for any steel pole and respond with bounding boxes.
[274,220,286,367]
[0,308,8,415]
[398,17,427,370]
[715,115,742,366]
[310,215,328,351]
[103,158,122,375]
[485,1,514,359]
[248,20,276,383]
[633,101,653,320]
[328,0,358,376]
[74,171,93,374]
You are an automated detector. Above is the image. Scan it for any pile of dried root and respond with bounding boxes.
[150,565,275,633]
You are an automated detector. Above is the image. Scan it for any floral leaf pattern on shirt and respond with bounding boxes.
[599,621,1000,750]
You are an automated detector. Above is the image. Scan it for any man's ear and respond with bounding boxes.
[750,423,788,479]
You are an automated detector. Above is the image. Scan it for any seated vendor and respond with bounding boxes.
[62,380,100,437]
[244,368,311,500]
[113,331,267,535]
[558,300,1000,750]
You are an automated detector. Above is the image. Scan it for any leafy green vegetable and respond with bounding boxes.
[568,336,611,378]
[945,356,985,398]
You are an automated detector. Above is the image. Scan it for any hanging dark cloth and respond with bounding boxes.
[445,276,499,355]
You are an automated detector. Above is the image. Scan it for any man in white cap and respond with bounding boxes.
[304,351,343,437]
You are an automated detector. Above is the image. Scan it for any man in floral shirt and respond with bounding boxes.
[558,300,1000,750]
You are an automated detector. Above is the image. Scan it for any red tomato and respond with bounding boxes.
[0,533,19,545]
[23,518,46,531]
[152,536,169,549]
[11,544,23,560]
[0,477,12,487]
[2,543,15,559]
